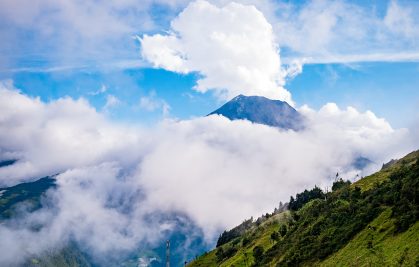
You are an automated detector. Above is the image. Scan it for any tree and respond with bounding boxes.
[332,178,351,191]
[279,224,287,237]
[253,246,264,264]
[270,231,279,242]
[215,247,224,262]
[289,186,325,211]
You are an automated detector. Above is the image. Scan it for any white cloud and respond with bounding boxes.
[0,0,190,72]
[139,91,171,116]
[103,94,121,110]
[0,83,417,265]
[3,0,418,74]
[384,0,419,39]
[272,0,419,63]
[88,84,108,96]
[0,83,144,185]
[2,0,419,73]
[140,0,293,103]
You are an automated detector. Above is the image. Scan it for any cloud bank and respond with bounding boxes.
[0,82,416,265]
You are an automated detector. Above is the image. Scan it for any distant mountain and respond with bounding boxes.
[208,95,304,130]
[352,156,374,170]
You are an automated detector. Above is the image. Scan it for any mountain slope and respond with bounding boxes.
[188,150,419,266]
[0,176,56,220]
[208,95,304,130]
[321,208,418,266]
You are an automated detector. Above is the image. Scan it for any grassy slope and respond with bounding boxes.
[189,212,291,267]
[320,208,419,267]
[188,150,419,267]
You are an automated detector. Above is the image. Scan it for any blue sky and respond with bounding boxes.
[4,61,419,128]
[1,0,418,127]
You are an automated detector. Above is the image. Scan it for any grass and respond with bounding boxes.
[320,208,419,267]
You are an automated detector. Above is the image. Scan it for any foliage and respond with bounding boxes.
[216,218,253,247]
[321,208,419,266]
[388,158,419,232]
[288,186,324,211]
[332,178,351,191]
[279,224,287,237]
[270,231,279,242]
[252,246,264,266]
[215,245,238,262]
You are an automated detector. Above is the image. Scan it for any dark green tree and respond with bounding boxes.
[270,231,279,242]
[279,224,287,237]
[252,246,264,265]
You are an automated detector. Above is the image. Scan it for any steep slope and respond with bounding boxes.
[208,95,304,130]
[188,150,419,267]
[321,208,419,266]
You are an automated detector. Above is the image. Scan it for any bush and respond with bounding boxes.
[252,246,264,265]
[279,224,287,237]
[270,231,279,242]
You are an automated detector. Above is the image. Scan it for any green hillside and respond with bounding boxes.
[23,244,92,267]
[188,150,419,267]
[0,176,56,220]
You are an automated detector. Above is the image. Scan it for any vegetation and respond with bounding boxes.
[288,186,324,211]
[24,244,91,267]
[188,150,419,267]
[0,176,56,220]
[217,218,254,247]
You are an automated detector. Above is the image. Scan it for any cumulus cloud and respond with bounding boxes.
[0,83,145,185]
[0,83,417,265]
[140,0,293,103]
